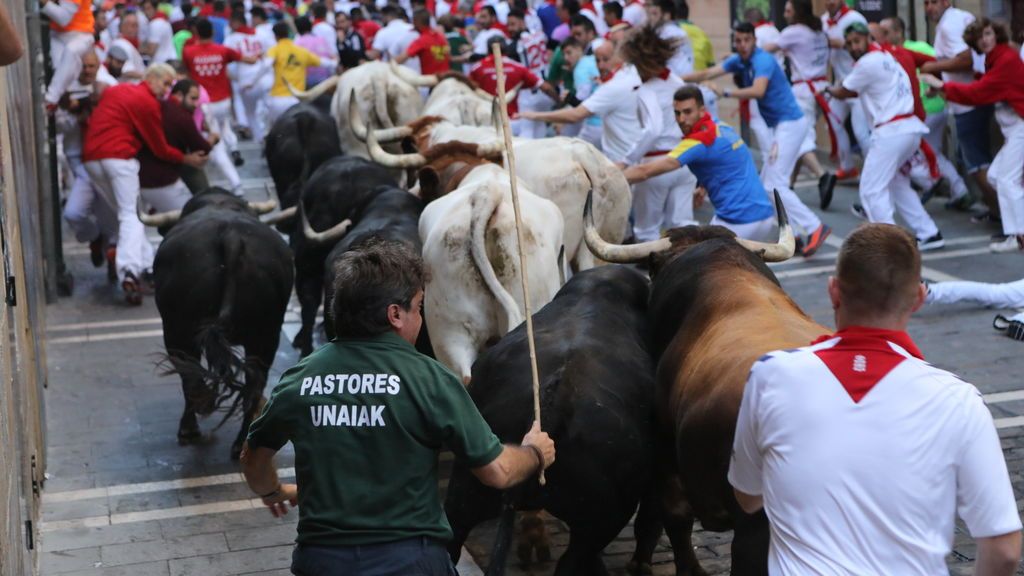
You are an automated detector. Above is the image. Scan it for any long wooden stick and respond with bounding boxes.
[491,43,545,486]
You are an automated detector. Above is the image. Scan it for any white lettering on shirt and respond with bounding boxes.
[309,404,388,427]
[300,373,403,396]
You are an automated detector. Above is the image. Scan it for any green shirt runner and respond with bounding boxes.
[247,332,503,547]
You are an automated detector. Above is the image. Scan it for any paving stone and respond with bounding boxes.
[42,522,163,552]
[224,522,299,551]
[100,533,229,566]
[55,560,170,576]
[41,547,102,574]
[168,544,293,576]
[159,508,296,539]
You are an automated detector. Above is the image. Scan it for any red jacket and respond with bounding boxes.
[469,54,540,116]
[183,42,242,102]
[944,44,1024,119]
[83,83,184,164]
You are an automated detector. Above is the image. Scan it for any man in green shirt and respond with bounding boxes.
[241,239,556,575]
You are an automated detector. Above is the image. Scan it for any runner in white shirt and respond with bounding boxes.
[140,0,176,64]
[645,0,692,77]
[820,0,868,177]
[825,23,943,249]
[621,0,645,26]
[370,6,420,72]
[508,9,554,138]
[731,223,1022,576]
[251,6,277,51]
[310,3,337,46]
[471,6,507,55]
[109,37,146,82]
[224,12,270,142]
[520,42,642,165]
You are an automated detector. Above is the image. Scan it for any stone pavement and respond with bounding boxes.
[38,138,1024,575]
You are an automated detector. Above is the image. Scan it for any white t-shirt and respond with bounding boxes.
[730,334,1022,575]
[934,7,976,114]
[622,1,646,27]
[146,17,176,64]
[754,22,784,68]
[633,73,684,160]
[223,31,267,87]
[581,64,642,163]
[821,8,867,80]
[775,23,827,81]
[373,19,419,71]
[111,38,146,80]
[517,30,550,77]
[255,23,277,53]
[313,20,337,49]
[657,22,693,77]
[842,50,926,138]
[472,27,507,55]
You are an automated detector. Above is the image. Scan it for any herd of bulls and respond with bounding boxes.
[144,60,828,575]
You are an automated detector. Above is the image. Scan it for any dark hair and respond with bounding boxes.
[843,20,869,37]
[331,239,426,339]
[677,0,689,20]
[789,0,821,31]
[229,9,246,23]
[560,0,580,17]
[212,0,225,12]
[411,8,430,27]
[620,24,678,80]
[380,4,403,19]
[171,78,197,96]
[734,21,755,36]
[311,2,327,18]
[143,0,160,10]
[652,0,674,18]
[295,15,312,33]
[250,5,267,20]
[570,14,595,33]
[438,13,461,30]
[560,36,582,50]
[507,8,526,20]
[603,1,622,19]
[836,224,921,320]
[273,21,290,38]
[180,2,192,17]
[478,5,497,18]
[963,17,1010,52]
[743,7,765,23]
[884,15,906,35]
[350,7,364,20]
[195,17,214,38]
[673,84,704,105]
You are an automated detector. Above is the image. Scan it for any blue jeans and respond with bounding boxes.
[291,537,457,576]
[954,106,994,173]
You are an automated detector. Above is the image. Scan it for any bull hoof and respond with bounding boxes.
[626,560,653,576]
[177,428,203,445]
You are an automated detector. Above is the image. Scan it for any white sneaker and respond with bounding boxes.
[989,235,1024,253]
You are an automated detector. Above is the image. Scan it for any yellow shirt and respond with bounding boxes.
[680,21,715,71]
[268,39,322,97]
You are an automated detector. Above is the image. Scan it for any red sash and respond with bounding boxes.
[876,113,939,178]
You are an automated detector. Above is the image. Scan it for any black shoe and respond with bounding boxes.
[850,203,867,220]
[970,210,1001,225]
[122,271,143,306]
[237,127,252,141]
[140,270,156,295]
[944,194,974,212]
[920,177,949,205]
[917,232,945,251]
[88,234,106,268]
[818,172,836,210]
[231,150,245,167]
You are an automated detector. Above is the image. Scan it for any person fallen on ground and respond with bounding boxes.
[622,85,777,242]
[730,222,1022,575]
[241,239,556,576]
[926,277,1024,309]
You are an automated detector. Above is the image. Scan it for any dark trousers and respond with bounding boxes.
[178,165,209,195]
[291,537,457,576]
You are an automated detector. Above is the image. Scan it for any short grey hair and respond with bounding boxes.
[144,62,176,81]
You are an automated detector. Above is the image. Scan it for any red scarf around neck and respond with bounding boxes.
[826,4,851,26]
[684,111,717,147]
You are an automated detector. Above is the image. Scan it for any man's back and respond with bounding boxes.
[731,330,1020,574]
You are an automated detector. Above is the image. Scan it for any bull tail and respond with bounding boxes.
[485,500,517,576]
[470,187,524,334]
[371,74,395,129]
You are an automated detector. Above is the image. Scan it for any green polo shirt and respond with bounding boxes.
[247,331,503,547]
[904,39,945,116]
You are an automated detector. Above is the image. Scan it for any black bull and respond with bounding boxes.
[154,191,294,459]
[444,265,656,576]
[265,103,341,211]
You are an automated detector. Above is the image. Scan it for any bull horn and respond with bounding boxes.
[478,82,521,102]
[476,140,505,156]
[136,197,181,227]
[247,199,278,215]
[371,74,394,128]
[348,91,369,142]
[367,129,426,169]
[389,60,439,87]
[474,87,494,100]
[261,205,297,225]
[733,190,796,262]
[582,190,670,262]
[370,125,414,143]
[300,202,352,244]
[285,75,339,101]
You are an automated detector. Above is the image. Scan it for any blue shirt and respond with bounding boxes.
[537,4,561,40]
[573,55,602,127]
[209,15,228,44]
[668,123,774,224]
[722,47,803,127]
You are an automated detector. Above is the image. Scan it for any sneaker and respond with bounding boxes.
[88,234,106,268]
[818,172,837,210]
[917,232,945,251]
[920,177,949,205]
[850,203,868,220]
[989,235,1024,253]
[140,270,156,294]
[944,194,974,212]
[122,271,143,306]
[835,167,860,181]
[970,210,1001,225]
[231,150,245,167]
[802,224,831,258]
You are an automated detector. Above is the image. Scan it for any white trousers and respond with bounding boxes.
[46,32,94,104]
[268,96,299,126]
[710,214,775,243]
[63,155,118,243]
[850,99,871,154]
[238,83,269,142]
[761,115,821,235]
[206,140,242,193]
[791,80,828,158]
[205,99,238,153]
[990,122,1024,236]
[748,100,773,166]
[84,158,155,281]
[513,89,554,139]
[910,111,969,199]
[927,278,1024,309]
[631,164,697,242]
[860,131,939,240]
[822,94,856,171]
[140,179,192,213]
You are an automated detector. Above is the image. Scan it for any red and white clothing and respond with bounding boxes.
[933,7,976,115]
[821,6,867,81]
[843,48,938,241]
[731,327,1021,574]
[580,64,642,164]
[745,21,781,165]
[753,20,783,67]
[110,38,146,80]
[183,42,243,103]
[622,0,646,27]
[512,29,554,138]
[43,0,95,104]
[471,26,507,56]
[406,28,451,75]
[821,5,868,168]
[373,19,420,72]
[146,14,177,64]
[312,18,337,48]
[224,27,270,142]
[776,23,835,161]
[655,22,692,77]
[469,54,540,117]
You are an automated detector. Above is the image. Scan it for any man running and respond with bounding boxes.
[820,0,868,179]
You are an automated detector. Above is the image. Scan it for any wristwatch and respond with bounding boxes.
[723,88,732,98]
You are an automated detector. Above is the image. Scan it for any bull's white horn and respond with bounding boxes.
[247,199,278,215]
[733,190,796,262]
[348,91,369,142]
[261,205,297,225]
[582,190,670,262]
[301,203,352,244]
[478,82,521,102]
[370,125,414,143]
[286,75,339,102]
[474,87,494,100]
[389,60,439,87]
[136,197,181,227]
[367,129,426,169]
[476,140,505,156]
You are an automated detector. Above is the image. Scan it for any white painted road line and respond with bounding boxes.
[43,468,298,504]
[49,317,163,332]
[775,247,991,280]
[994,416,1024,430]
[985,390,1024,405]
[48,329,165,345]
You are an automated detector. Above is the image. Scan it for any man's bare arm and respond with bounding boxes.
[240,443,298,517]
[920,49,972,75]
[471,421,555,489]
[975,531,1022,576]
[682,63,727,84]
[622,155,678,184]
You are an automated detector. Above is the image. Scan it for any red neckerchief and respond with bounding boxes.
[235,25,256,34]
[683,111,716,147]
[150,11,168,20]
[313,18,325,25]
[753,20,771,28]
[852,41,882,65]
[810,325,924,403]
[600,63,622,82]
[656,67,670,80]
[122,35,140,48]
[581,1,595,11]
[826,4,850,27]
